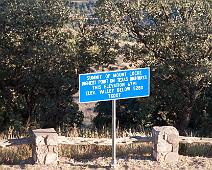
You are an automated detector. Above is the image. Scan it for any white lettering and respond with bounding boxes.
[87,75,102,81]
[117,77,128,82]
[125,87,130,91]
[92,85,101,90]
[128,82,137,86]
[113,72,127,78]
[108,93,121,99]
[130,70,142,76]
[117,88,124,93]
[82,81,96,86]
[110,79,115,83]
[105,74,110,78]
[86,91,95,96]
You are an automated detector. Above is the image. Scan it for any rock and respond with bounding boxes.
[45,135,58,146]
[172,143,179,152]
[164,152,179,163]
[31,128,58,165]
[156,141,172,152]
[152,126,179,163]
[35,135,45,146]
[45,152,58,165]
[167,134,179,144]
[153,150,166,162]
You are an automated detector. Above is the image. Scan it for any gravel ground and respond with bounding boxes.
[1,155,211,170]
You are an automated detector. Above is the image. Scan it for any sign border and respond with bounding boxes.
[79,67,150,103]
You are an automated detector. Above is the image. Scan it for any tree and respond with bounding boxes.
[94,98,155,130]
[94,0,212,134]
[68,14,117,74]
[0,0,84,131]
[190,84,212,136]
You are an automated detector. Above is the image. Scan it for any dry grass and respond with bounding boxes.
[59,127,152,160]
[179,143,212,157]
[59,142,152,160]
[0,127,211,165]
[0,127,28,141]
[0,145,31,165]
[61,126,150,138]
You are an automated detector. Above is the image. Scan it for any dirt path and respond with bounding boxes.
[1,155,211,170]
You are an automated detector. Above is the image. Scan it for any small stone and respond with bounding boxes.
[37,152,45,164]
[44,152,58,165]
[35,136,45,146]
[153,150,166,162]
[48,145,58,153]
[45,135,58,146]
[156,141,172,152]
[48,145,54,152]
[172,143,179,152]
[167,134,179,144]
[164,152,179,163]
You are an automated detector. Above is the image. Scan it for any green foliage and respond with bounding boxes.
[68,13,117,74]
[0,0,84,131]
[94,98,155,130]
[94,0,212,135]
[190,85,212,137]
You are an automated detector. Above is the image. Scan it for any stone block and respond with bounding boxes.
[31,128,58,165]
[152,126,179,163]
[36,149,45,164]
[153,151,179,163]
[154,134,166,143]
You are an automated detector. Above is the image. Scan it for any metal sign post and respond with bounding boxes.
[79,67,150,167]
[111,100,117,167]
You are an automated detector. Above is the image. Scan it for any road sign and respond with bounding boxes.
[79,67,150,167]
[79,67,150,103]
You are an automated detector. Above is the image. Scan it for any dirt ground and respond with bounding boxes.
[0,155,211,170]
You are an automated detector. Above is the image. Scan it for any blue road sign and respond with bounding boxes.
[79,67,150,103]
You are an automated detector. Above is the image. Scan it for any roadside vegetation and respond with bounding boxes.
[94,0,212,136]
[0,127,211,165]
[0,0,211,148]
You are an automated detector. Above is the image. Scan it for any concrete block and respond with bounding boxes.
[152,126,179,163]
[31,128,58,165]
